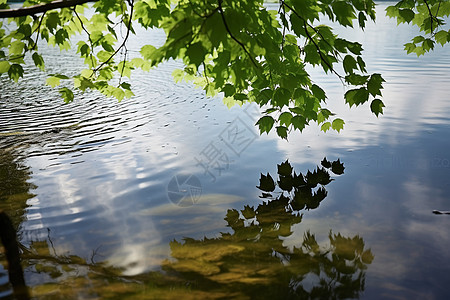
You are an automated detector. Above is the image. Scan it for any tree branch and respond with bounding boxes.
[0,0,97,19]
[281,1,343,80]
[31,13,46,50]
[93,0,134,75]
[423,0,434,33]
[72,8,95,67]
[217,0,259,69]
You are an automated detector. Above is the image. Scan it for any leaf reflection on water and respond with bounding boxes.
[1,158,374,299]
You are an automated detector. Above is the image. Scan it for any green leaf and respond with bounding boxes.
[74,76,94,91]
[32,52,45,71]
[356,56,366,72]
[117,61,132,78]
[311,84,326,101]
[46,76,62,87]
[222,84,235,97]
[279,112,293,126]
[234,93,247,101]
[304,44,321,65]
[0,61,10,73]
[140,44,156,60]
[370,99,385,117]
[276,126,288,139]
[102,41,114,52]
[412,35,425,43]
[345,74,369,85]
[358,11,367,29]
[398,9,415,23]
[46,12,61,33]
[343,55,357,74]
[290,13,306,37]
[291,115,306,131]
[121,82,132,90]
[367,73,384,97]
[386,6,399,18]
[130,57,144,68]
[256,88,273,105]
[435,30,449,46]
[59,87,74,103]
[345,88,369,107]
[289,107,303,114]
[55,28,69,45]
[347,42,363,55]
[317,108,334,123]
[172,68,184,82]
[331,118,345,132]
[404,42,416,54]
[422,38,434,52]
[113,87,125,101]
[9,41,25,55]
[256,116,275,134]
[331,1,356,27]
[77,42,90,57]
[273,87,291,108]
[8,64,24,82]
[185,42,207,67]
[321,121,331,132]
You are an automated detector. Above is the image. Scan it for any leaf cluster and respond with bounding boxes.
[2,0,447,137]
[387,0,450,56]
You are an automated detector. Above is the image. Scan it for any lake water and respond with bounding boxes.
[1,2,450,299]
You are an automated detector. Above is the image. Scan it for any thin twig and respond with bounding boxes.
[73,8,95,68]
[282,1,344,80]
[423,0,434,33]
[118,45,127,85]
[217,0,259,69]
[31,13,46,51]
[280,1,286,50]
[92,0,134,74]
[202,61,210,85]
[281,1,337,58]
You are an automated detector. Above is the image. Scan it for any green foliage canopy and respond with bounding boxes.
[0,0,449,138]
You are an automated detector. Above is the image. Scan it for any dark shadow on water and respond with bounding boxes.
[161,158,372,299]
[0,158,374,299]
[0,150,35,299]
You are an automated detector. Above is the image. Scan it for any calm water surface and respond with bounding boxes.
[1,2,450,299]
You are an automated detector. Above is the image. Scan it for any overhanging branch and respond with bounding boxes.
[0,0,97,18]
